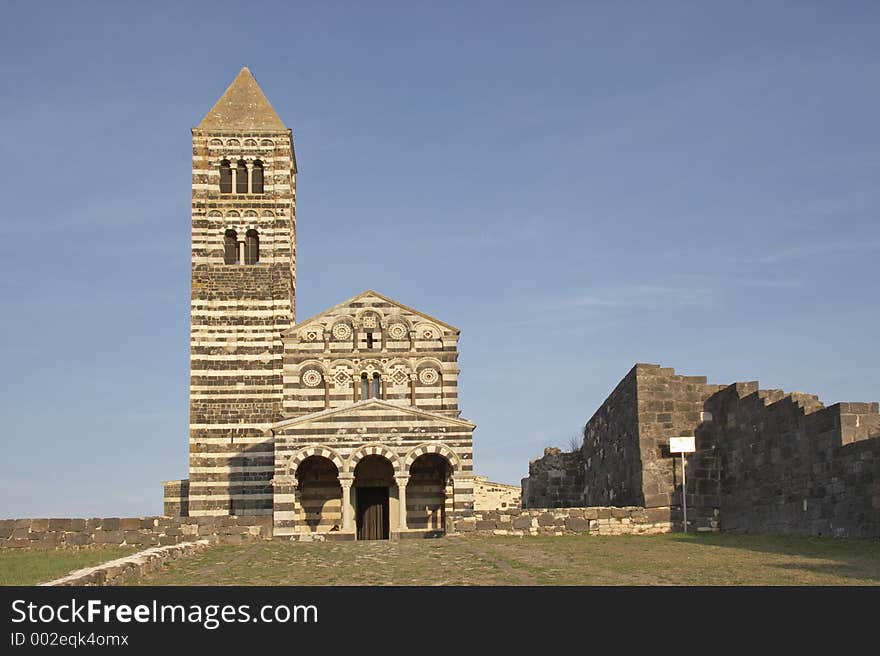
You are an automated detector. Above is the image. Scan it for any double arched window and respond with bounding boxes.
[223,229,259,265]
[218,159,266,194]
[361,373,381,400]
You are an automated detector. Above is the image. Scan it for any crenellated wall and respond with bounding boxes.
[696,386,880,536]
[522,363,880,537]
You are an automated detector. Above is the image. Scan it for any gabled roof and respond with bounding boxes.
[197,67,287,131]
[271,399,476,431]
[287,289,460,336]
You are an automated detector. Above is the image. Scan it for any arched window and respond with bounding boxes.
[372,373,381,399]
[223,229,238,264]
[252,160,264,193]
[219,160,232,193]
[236,160,248,193]
[361,373,369,400]
[245,229,259,265]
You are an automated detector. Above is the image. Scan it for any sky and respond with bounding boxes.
[0,1,878,517]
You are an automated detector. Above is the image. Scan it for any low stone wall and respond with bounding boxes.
[41,541,212,586]
[457,507,672,536]
[0,516,272,549]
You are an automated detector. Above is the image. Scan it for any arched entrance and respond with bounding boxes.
[353,455,394,540]
[407,453,453,531]
[295,456,342,532]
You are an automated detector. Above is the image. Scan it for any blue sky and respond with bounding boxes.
[1,2,878,517]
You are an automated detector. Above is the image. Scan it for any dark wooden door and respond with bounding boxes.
[356,487,389,540]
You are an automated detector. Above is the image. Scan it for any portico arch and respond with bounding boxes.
[295,455,342,533]
[345,444,402,474]
[285,445,344,477]
[403,442,461,473]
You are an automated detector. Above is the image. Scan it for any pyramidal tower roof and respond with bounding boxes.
[197,67,287,131]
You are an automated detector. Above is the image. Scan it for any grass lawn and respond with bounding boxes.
[0,547,139,586]
[134,533,880,586]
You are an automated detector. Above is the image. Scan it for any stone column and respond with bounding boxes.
[339,475,354,532]
[395,475,409,530]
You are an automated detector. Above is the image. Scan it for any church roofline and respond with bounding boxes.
[270,398,477,431]
[286,289,461,336]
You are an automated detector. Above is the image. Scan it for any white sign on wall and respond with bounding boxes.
[669,436,696,453]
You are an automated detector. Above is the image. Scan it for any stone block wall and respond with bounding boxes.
[43,541,212,586]
[697,386,880,536]
[522,448,584,508]
[460,507,672,536]
[629,364,726,530]
[578,366,645,506]
[162,480,189,516]
[522,362,880,537]
[0,516,273,549]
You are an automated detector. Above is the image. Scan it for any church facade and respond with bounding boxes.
[163,69,476,539]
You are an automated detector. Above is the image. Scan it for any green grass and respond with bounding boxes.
[133,533,880,586]
[0,547,139,586]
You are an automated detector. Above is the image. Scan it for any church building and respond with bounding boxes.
[162,68,476,540]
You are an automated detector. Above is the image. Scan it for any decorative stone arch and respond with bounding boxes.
[330,319,354,342]
[260,139,275,147]
[385,359,413,388]
[414,357,445,387]
[404,443,461,473]
[413,321,443,341]
[328,361,355,390]
[285,445,344,477]
[209,138,223,147]
[226,138,241,147]
[297,361,326,390]
[355,308,384,330]
[346,444,402,474]
[243,209,258,218]
[261,209,275,218]
[299,323,325,343]
[358,359,384,377]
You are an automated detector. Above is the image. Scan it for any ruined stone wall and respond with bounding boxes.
[698,386,880,536]
[462,507,671,536]
[523,362,880,537]
[631,365,726,530]
[522,448,584,508]
[43,542,212,586]
[579,366,642,506]
[0,516,273,549]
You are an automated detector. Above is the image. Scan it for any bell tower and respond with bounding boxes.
[185,68,297,516]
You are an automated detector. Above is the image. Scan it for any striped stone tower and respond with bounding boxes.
[176,68,297,516]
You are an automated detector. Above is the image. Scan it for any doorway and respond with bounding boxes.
[356,487,389,540]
